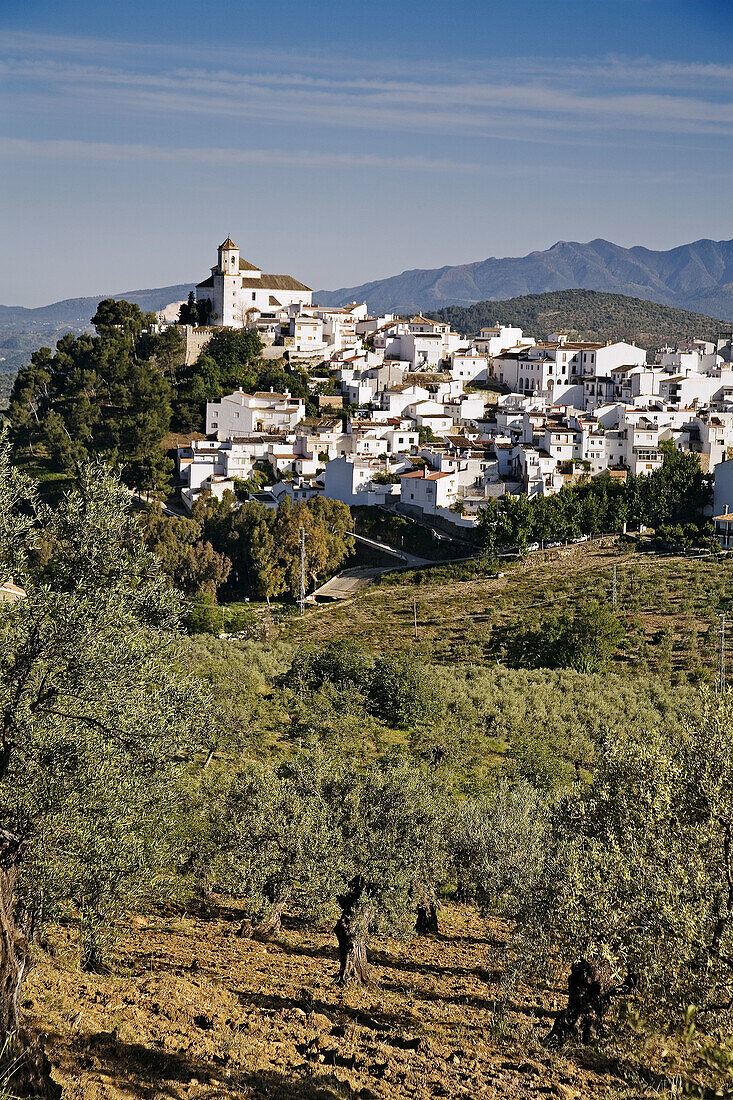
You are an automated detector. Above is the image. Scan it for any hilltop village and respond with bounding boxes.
[5,241,733,1098]
[170,239,733,545]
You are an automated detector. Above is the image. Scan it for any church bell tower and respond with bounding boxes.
[217,237,240,275]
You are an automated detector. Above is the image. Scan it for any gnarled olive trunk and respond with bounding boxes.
[334,875,373,986]
[238,901,287,941]
[0,828,61,1098]
[415,901,439,935]
[254,901,286,940]
[0,831,28,1040]
[544,958,638,1047]
[414,881,440,934]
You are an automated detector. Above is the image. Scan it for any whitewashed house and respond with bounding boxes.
[322,457,401,507]
[206,389,305,438]
[474,325,529,357]
[400,468,458,514]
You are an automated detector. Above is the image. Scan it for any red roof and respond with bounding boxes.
[400,470,454,480]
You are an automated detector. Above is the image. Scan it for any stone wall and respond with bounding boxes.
[180,325,213,366]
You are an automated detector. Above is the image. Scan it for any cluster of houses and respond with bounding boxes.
[167,239,733,545]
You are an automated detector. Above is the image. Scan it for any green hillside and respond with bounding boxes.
[429,288,732,349]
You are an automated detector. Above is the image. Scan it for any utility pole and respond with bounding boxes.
[611,564,617,611]
[413,595,418,639]
[717,613,727,694]
[298,526,306,616]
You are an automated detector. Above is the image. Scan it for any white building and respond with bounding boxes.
[449,351,491,384]
[713,458,733,548]
[196,238,312,327]
[377,384,431,418]
[492,338,646,409]
[474,325,529,357]
[322,456,401,507]
[400,468,458,514]
[206,389,305,438]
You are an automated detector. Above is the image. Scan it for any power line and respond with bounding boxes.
[717,613,726,694]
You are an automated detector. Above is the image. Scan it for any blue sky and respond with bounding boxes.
[1,0,732,305]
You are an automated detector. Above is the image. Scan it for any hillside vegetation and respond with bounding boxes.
[0,283,194,396]
[428,289,731,349]
[5,440,733,1094]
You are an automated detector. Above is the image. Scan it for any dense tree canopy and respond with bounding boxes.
[478,448,712,554]
[517,695,733,1029]
[9,300,175,496]
[138,504,231,598]
[192,492,354,602]
[491,600,625,672]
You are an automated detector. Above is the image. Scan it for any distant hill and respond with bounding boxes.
[428,289,733,350]
[0,283,195,398]
[315,237,733,317]
[0,283,195,329]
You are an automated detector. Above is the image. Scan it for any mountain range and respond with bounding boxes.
[315,237,733,318]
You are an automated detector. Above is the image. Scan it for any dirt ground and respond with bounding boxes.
[23,902,721,1100]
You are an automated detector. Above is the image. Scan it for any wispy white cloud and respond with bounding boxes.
[0,136,697,187]
[3,30,733,150]
[0,136,486,173]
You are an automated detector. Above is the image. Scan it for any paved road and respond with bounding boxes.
[309,535,435,602]
[350,532,432,568]
[309,566,386,602]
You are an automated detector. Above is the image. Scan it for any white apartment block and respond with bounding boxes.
[492,338,646,410]
[206,389,305,438]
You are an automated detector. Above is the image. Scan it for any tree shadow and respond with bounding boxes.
[235,990,417,1034]
[434,930,507,948]
[368,946,501,984]
[262,938,338,962]
[371,979,555,1023]
[67,1031,367,1099]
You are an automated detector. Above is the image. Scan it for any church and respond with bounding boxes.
[195,238,313,327]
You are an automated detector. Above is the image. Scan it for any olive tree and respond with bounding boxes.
[333,757,450,983]
[0,446,201,1093]
[203,751,450,985]
[199,754,339,937]
[449,779,549,913]
[517,694,733,1044]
